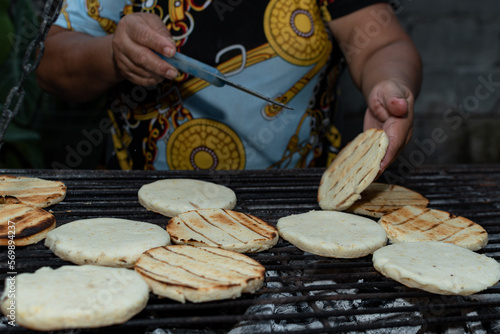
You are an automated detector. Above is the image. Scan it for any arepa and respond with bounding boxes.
[45,218,171,268]
[318,128,388,211]
[0,265,149,331]
[346,183,429,218]
[373,242,500,295]
[167,208,278,253]
[277,210,387,258]
[379,205,488,251]
[134,245,265,303]
[0,175,66,208]
[138,178,236,217]
[0,203,56,246]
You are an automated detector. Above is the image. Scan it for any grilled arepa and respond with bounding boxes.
[379,205,488,251]
[0,204,56,246]
[167,208,279,253]
[134,245,265,303]
[0,175,66,208]
[346,183,429,218]
[318,128,389,211]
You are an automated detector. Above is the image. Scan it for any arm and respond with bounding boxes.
[36,13,178,102]
[328,3,422,172]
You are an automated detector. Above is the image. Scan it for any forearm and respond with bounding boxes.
[36,27,123,102]
[329,3,422,100]
[358,39,422,101]
[329,3,423,170]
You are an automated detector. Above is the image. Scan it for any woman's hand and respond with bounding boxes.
[364,79,414,172]
[329,3,421,174]
[38,13,180,102]
[112,12,178,86]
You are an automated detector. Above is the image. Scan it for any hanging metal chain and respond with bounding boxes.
[0,0,63,150]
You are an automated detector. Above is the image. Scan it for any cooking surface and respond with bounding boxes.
[1,165,500,333]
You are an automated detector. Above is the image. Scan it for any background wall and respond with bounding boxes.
[340,0,500,167]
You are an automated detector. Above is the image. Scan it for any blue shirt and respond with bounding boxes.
[54,0,381,170]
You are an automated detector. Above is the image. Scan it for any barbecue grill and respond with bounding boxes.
[1,165,500,333]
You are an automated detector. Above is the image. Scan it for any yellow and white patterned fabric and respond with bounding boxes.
[54,0,383,170]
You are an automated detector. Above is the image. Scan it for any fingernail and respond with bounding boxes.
[166,69,178,78]
[163,46,175,57]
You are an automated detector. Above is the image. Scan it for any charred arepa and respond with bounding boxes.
[0,204,56,246]
[318,128,388,211]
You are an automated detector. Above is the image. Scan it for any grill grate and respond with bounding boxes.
[1,165,500,333]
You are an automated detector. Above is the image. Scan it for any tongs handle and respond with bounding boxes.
[156,52,225,87]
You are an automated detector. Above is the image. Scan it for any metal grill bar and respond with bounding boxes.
[1,165,500,333]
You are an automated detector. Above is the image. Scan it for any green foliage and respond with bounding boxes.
[0,0,45,168]
[2,123,44,168]
[0,0,108,170]
[0,0,41,126]
[0,0,13,64]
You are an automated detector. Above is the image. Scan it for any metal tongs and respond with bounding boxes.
[157,52,293,110]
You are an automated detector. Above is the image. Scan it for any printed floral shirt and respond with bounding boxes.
[55,0,384,170]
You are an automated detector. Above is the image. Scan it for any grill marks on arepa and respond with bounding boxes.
[318,129,389,211]
[326,134,376,193]
[0,204,56,246]
[134,245,265,303]
[136,247,262,288]
[167,208,279,253]
[0,205,54,238]
[379,205,488,251]
[0,175,66,208]
[347,183,430,218]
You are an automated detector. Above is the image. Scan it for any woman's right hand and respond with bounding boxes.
[112,12,178,87]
